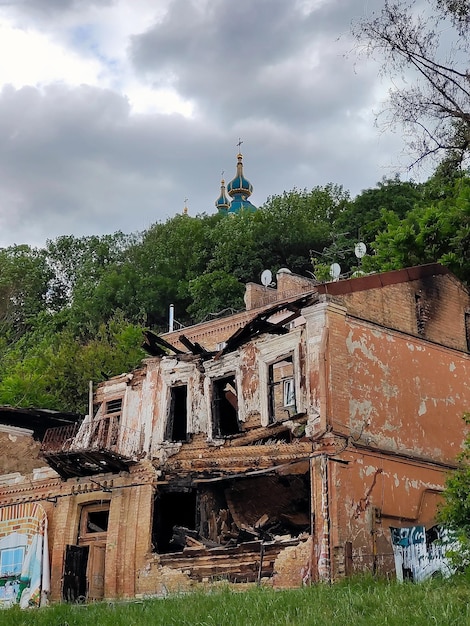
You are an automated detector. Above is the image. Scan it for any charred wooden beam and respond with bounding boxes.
[216,320,288,358]
[178,334,212,356]
[225,414,308,447]
[216,294,318,358]
[142,330,183,357]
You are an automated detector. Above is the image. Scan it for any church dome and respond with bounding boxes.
[215,178,230,214]
[226,152,257,214]
[227,153,253,197]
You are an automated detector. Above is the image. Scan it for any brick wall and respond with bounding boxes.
[326,273,470,352]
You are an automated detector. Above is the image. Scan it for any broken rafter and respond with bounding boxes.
[178,334,212,357]
[216,294,318,358]
[142,330,183,357]
[216,319,287,358]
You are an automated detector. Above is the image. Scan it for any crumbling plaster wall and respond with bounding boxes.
[325,304,470,463]
[303,302,331,437]
[142,327,315,458]
[0,428,43,475]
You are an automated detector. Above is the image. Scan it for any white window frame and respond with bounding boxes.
[283,377,296,407]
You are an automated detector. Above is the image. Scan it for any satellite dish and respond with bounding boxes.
[354,242,367,259]
[261,269,272,287]
[330,263,341,281]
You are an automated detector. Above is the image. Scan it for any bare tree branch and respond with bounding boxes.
[352,0,470,166]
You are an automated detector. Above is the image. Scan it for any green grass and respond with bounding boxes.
[2,576,470,626]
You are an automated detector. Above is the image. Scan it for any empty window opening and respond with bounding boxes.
[465,312,470,352]
[79,503,110,540]
[152,491,197,553]
[85,510,109,534]
[269,356,296,422]
[212,376,240,437]
[166,385,188,442]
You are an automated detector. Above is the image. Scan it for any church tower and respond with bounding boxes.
[215,147,257,215]
[226,151,257,214]
[214,177,230,215]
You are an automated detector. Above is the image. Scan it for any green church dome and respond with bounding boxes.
[215,178,230,214]
[226,152,257,214]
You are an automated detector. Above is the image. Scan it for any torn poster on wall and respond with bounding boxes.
[0,503,50,609]
[390,525,456,582]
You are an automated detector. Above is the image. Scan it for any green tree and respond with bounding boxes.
[363,175,470,282]
[336,177,422,242]
[0,312,145,412]
[438,413,470,567]
[209,185,350,285]
[187,271,245,322]
[322,177,423,274]
[0,245,52,344]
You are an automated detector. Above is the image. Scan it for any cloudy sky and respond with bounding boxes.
[0,0,417,249]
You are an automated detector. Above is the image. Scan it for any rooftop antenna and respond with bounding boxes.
[330,262,341,281]
[261,269,272,288]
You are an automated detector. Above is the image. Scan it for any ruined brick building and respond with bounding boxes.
[0,263,469,604]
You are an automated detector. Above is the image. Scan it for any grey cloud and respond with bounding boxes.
[130,0,379,128]
[0,0,414,249]
[0,84,237,247]
[1,0,113,21]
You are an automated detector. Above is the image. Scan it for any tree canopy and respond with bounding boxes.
[0,168,469,412]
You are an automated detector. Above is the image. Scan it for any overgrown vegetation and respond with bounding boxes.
[0,163,469,413]
[2,576,470,626]
[438,413,470,569]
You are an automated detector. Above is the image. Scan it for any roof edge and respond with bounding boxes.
[315,263,450,296]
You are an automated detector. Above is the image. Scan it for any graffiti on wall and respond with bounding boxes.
[390,525,456,582]
[0,503,50,609]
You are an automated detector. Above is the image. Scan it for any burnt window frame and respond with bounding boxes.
[165,384,189,442]
[90,395,123,449]
[211,373,240,438]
